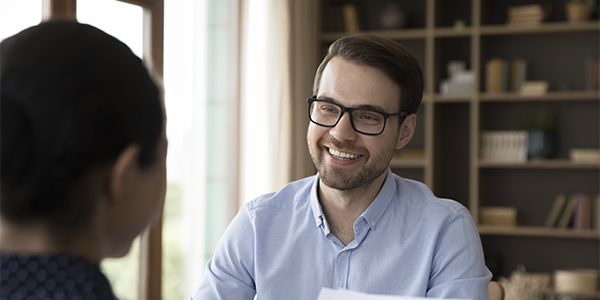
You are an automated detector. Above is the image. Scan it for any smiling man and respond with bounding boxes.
[193,34,491,300]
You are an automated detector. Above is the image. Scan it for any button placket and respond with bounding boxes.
[332,249,350,289]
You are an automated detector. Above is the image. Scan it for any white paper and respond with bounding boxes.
[316,288,467,300]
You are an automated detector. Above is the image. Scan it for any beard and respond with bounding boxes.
[307,132,396,191]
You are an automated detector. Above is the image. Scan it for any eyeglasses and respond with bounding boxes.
[307,96,407,136]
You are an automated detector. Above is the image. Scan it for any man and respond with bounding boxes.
[193,34,491,300]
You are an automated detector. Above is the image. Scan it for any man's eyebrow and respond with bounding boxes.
[315,96,391,114]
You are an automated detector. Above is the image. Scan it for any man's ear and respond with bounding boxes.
[109,144,141,200]
[396,113,417,150]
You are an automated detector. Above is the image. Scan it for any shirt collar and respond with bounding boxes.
[309,175,325,227]
[309,168,397,231]
[358,169,396,230]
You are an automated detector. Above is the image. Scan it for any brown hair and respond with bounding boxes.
[313,34,423,116]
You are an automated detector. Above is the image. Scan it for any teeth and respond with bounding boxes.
[329,148,360,159]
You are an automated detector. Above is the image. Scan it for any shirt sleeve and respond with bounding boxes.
[426,207,492,300]
[191,204,256,300]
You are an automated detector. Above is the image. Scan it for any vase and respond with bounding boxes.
[380,3,407,30]
[527,130,556,160]
[566,3,592,22]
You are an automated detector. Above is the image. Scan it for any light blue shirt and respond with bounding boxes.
[193,169,492,300]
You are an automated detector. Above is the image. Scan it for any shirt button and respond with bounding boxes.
[340,251,347,257]
[371,221,376,227]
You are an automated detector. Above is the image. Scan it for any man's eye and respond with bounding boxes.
[357,112,381,123]
[320,105,339,114]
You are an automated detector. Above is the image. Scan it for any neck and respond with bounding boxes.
[318,171,388,225]
[0,217,105,264]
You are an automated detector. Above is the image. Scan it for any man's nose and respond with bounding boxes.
[329,112,357,141]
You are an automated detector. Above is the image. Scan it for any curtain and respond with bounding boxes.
[240,0,317,206]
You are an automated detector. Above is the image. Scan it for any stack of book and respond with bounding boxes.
[544,193,600,230]
[485,58,527,93]
[507,4,550,26]
[480,131,528,163]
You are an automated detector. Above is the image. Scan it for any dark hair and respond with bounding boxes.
[313,34,423,117]
[0,20,164,232]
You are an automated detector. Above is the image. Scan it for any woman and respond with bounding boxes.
[1,20,167,300]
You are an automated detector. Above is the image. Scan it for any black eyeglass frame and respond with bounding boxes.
[307,96,407,136]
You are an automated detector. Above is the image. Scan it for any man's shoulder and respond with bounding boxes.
[393,174,467,215]
[245,175,317,212]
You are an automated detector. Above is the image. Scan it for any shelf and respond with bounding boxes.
[433,94,472,103]
[478,225,600,239]
[320,21,599,42]
[479,160,600,169]
[480,21,600,36]
[390,157,427,168]
[479,91,600,102]
[433,27,472,37]
[320,28,427,42]
[432,91,600,102]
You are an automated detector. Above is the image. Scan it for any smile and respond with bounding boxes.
[328,148,361,160]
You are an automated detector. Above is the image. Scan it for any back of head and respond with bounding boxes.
[313,34,423,116]
[0,20,164,233]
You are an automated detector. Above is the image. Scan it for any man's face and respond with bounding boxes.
[307,57,404,191]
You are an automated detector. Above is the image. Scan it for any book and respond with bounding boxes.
[595,58,599,91]
[573,194,591,230]
[342,3,359,34]
[544,194,567,227]
[584,56,600,91]
[557,194,579,228]
[509,58,527,93]
[592,194,600,230]
[486,58,508,93]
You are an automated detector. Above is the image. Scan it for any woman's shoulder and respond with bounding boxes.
[1,252,118,300]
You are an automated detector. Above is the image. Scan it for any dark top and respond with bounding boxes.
[1,252,118,300]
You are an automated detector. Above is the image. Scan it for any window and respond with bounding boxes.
[0,0,42,40]
[2,1,245,299]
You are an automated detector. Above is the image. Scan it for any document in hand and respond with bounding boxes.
[317,288,468,300]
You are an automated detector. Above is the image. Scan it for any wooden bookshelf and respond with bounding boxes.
[318,0,600,278]
[478,225,600,240]
[478,159,600,169]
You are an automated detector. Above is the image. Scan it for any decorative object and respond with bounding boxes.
[570,148,600,163]
[379,2,407,29]
[566,0,595,22]
[480,131,528,162]
[480,207,518,226]
[520,81,549,96]
[453,19,466,31]
[440,60,474,96]
[498,265,553,300]
[555,269,599,296]
[521,110,558,160]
